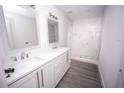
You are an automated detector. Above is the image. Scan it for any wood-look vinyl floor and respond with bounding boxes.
[56,59,102,88]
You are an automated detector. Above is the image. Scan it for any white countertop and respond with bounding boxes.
[6,47,69,85]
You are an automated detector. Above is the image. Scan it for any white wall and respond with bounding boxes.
[99,6,124,87]
[36,5,69,48]
[0,6,8,87]
[71,17,102,63]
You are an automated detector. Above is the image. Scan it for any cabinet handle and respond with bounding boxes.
[41,70,44,87]
[37,72,40,88]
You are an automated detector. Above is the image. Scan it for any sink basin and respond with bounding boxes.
[7,57,45,84]
[13,57,44,70]
[33,57,44,61]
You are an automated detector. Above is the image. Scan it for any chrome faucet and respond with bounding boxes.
[21,52,25,60]
[20,52,30,60]
[10,56,18,62]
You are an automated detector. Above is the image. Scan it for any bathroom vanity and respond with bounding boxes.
[6,48,70,88]
[2,5,71,88]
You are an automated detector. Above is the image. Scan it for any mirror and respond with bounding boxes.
[3,5,38,50]
[48,19,59,44]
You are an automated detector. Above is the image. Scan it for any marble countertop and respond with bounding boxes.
[6,47,69,85]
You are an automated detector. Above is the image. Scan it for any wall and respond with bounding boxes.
[71,17,102,64]
[99,6,124,87]
[36,5,69,48]
[0,6,8,87]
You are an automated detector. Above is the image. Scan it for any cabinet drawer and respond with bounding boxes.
[60,52,67,62]
[55,52,67,64]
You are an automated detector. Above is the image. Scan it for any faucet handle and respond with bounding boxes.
[20,52,31,59]
[10,56,18,62]
[21,56,25,60]
[26,53,29,58]
[26,52,31,58]
[20,52,26,60]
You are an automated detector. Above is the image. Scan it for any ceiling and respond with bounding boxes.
[56,5,105,21]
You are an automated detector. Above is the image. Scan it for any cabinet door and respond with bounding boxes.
[63,52,71,73]
[42,62,55,88]
[54,52,68,86]
[9,71,40,88]
[37,69,44,88]
[54,60,64,86]
[54,52,71,86]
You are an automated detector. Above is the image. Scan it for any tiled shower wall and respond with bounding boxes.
[71,17,102,62]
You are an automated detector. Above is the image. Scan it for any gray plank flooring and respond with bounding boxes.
[56,59,102,88]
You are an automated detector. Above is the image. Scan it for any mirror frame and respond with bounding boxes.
[47,18,59,47]
[2,6,41,55]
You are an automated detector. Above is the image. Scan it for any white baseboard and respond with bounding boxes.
[71,57,98,64]
[97,62,106,88]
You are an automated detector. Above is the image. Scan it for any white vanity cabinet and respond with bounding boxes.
[54,52,68,86]
[8,70,40,88]
[42,61,55,88]
[8,49,70,88]
[42,52,70,88]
